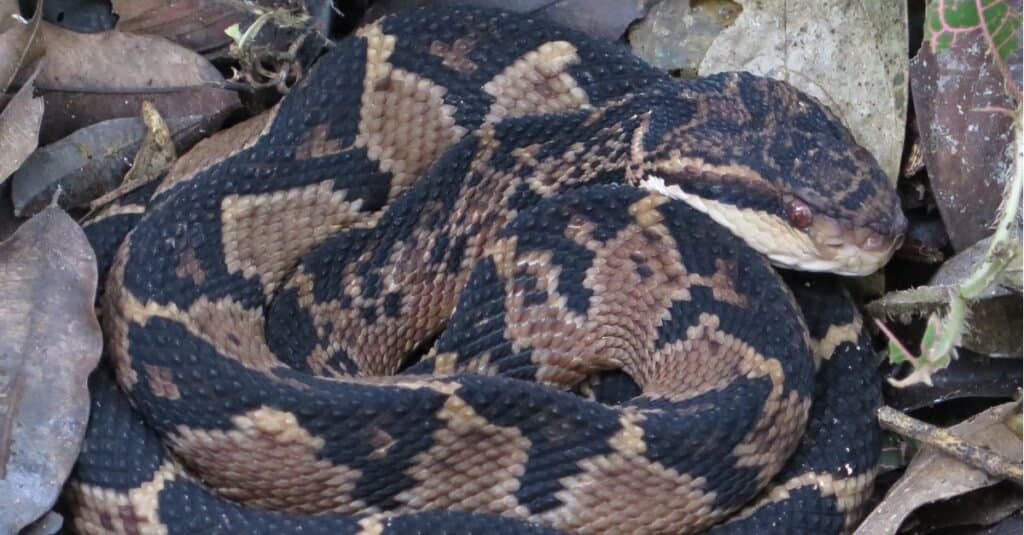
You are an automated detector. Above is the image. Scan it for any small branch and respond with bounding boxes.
[878,406,1023,484]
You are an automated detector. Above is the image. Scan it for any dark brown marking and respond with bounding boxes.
[295,124,346,160]
[175,246,206,285]
[144,364,181,400]
[429,36,479,73]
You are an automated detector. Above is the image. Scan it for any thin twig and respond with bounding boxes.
[877,405,1023,484]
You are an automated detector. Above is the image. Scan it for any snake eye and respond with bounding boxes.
[785,199,814,230]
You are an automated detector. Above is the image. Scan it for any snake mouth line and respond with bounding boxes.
[770,226,904,276]
[642,175,905,277]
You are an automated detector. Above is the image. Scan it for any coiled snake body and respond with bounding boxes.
[70,7,906,534]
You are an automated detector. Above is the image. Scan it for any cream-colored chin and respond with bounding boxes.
[763,246,894,277]
[641,176,895,277]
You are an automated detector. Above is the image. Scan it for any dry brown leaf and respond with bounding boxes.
[0,4,43,94]
[699,0,908,182]
[0,206,101,533]
[0,1,20,34]
[87,100,176,215]
[629,0,743,73]
[855,402,1024,535]
[10,113,204,217]
[113,0,252,59]
[35,22,239,144]
[0,63,43,185]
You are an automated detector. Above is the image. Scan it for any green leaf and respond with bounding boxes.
[888,338,912,364]
[945,0,980,28]
[224,23,242,43]
[924,0,1022,63]
[920,313,941,355]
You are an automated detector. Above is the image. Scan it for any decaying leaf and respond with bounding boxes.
[856,402,1023,535]
[629,0,743,73]
[0,63,43,185]
[112,0,253,60]
[884,352,1023,411]
[87,101,176,214]
[368,0,652,39]
[10,113,202,217]
[699,0,908,182]
[0,0,20,34]
[0,207,102,533]
[0,3,43,94]
[910,0,1022,251]
[34,22,239,144]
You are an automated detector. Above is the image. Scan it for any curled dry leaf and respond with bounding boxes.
[35,22,239,144]
[86,100,176,215]
[0,63,43,185]
[855,402,1023,535]
[367,0,651,39]
[10,112,206,217]
[699,0,908,182]
[910,0,1022,251]
[0,207,102,533]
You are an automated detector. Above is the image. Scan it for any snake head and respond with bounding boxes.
[634,72,907,277]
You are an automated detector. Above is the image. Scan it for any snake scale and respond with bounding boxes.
[69,6,907,534]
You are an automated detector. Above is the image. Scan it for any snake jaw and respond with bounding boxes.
[642,175,904,276]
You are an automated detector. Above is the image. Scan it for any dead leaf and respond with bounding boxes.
[36,0,116,33]
[699,0,908,182]
[112,0,253,60]
[629,0,742,73]
[20,510,63,535]
[0,63,43,185]
[884,352,1023,412]
[904,483,1021,533]
[0,4,43,94]
[87,101,176,215]
[0,186,23,241]
[910,0,1021,251]
[0,1,20,34]
[0,206,102,533]
[10,113,204,217]
[34,22,239,144]
[855,402,1023,535]
[367,0,652,39]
